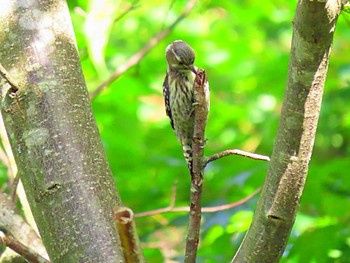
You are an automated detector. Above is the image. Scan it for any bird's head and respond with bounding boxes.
[165,40,197,74]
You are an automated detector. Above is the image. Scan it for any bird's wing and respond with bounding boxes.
[162,74,174,130]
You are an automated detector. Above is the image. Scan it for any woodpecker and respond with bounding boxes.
[162,40,209,173]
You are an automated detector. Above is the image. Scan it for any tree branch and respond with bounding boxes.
[134,182,177,218]
[0,192,49,262]
[232,1,342,262]
[113,0,140,25]
[1,1,125,261]
[200,188,261,213]
[134,187,261,218]
[89,0,197,99]
[205,149,270,167]
[184,69,209,263]
[0,233,51,263]
[0,63,21,92]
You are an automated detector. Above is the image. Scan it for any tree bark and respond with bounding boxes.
[232,1,342,262]
[184,69,209,263]
[0,1,126,262]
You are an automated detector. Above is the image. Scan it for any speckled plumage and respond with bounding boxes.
[162,40,209,173]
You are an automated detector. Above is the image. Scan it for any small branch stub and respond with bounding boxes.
[113,207,145,263]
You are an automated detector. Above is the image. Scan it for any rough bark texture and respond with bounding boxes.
[0,1,125,262]
[232,1,342,262]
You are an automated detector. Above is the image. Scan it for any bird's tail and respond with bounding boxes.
[182,144,193,174]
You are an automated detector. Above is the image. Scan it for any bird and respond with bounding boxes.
[162,40,209,174]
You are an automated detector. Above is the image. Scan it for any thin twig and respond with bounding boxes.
[0,117,19,199]
[0,146,13,186]
[0,232,51,263]
[205,149,270,167]
[0,146,10,168]
[0,192,48,261]
[134,182,177,218]
[89,0,197,99]
[74,1,139,21]
[0,63,20,91]
[185,69,208,263]
[113,0,140,24]
[200,188,260,212]
[134,187,260,218]
[74,7,87,17]
[10,174,20,201]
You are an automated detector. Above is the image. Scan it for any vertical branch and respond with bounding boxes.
[232,1,342,262]
[184,69,208,263]
[0,1,125,261]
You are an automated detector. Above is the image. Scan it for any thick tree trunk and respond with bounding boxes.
[0,1,125,262]
[232,1,342,262]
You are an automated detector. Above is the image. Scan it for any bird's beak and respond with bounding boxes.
[190,65,197,75]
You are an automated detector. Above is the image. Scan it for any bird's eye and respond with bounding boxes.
[175,56,184,64]
[172,49,183,64]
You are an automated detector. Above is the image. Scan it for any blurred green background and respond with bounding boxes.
[8,0,350,262]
